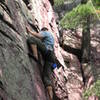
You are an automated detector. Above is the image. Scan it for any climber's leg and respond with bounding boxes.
[46,85,53,100]
[43,61,53,100]
[31,44,38,60]
[44,51,57,100]
[27,36,47,59]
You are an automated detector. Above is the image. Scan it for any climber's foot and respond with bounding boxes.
[28,52,38,61]
[46,86,53,100]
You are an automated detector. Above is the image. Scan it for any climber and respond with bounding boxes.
[26,26,56,100]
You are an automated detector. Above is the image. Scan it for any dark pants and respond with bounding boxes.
[27,36,54,86]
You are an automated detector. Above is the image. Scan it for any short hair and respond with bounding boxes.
[41,27,48,31]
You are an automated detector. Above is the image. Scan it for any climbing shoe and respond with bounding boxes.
[46,86,53,100]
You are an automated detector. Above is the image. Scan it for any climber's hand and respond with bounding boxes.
[26,26,31,33]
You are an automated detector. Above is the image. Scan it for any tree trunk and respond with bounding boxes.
[81,15,91,85]
[81,16,91,63]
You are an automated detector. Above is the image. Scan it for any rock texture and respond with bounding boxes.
[62,22,100,99]
[29,1,84,100]
[0,0,47,100]
[0,0,67,99]
[0,0,90,100]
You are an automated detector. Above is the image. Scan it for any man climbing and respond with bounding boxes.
[26,26,55,100]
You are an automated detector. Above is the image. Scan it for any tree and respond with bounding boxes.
[54,0,64,7]
[60,0,98,85]
[60,1,96,62]
[95,0,100,5]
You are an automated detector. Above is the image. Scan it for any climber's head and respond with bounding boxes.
[41,27,48,31]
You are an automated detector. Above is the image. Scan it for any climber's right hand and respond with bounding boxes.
[26,26,31,33]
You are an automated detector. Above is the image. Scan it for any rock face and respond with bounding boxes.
[62,23,100,99]
[0,0,48,100]
[0,0,84,100]
[0,0,66,99]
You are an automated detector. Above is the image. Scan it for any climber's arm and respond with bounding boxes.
[26,26,44,39]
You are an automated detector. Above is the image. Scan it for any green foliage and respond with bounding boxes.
[96,0,100,3]
[83,80,100,100]
[54,0,75,7]
[54,0,64,7]
[92,0,100,8]
[91,0,100,18]
[60,1,95,29]
[95,0,100,5]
